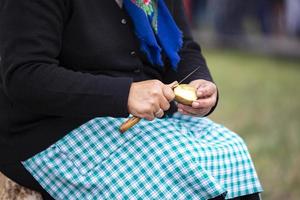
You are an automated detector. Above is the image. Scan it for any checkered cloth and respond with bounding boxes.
[22,113,262,199]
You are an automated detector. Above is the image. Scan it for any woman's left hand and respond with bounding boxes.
[177,79,217,117]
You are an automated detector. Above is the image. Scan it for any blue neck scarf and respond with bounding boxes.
[123,0,183,70]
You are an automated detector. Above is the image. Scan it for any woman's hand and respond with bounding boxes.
[177,79,217,117]
[128,80,177,121]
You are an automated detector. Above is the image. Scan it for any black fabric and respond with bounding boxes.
[208,193,261,200]
[0,0,215,163]
[209,193,227,200]
[230,193,261,200]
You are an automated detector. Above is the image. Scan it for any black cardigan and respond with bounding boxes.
[0,0,215,163]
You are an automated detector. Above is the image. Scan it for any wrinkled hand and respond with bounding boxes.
[128,80,177,121]
[177,79,217,117]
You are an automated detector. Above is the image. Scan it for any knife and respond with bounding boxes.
[119,66,201,133]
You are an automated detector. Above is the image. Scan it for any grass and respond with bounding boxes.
[203,49,300,200]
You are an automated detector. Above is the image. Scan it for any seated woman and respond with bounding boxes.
[0,0,262,199]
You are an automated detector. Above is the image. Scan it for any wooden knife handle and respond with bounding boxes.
[119,116,141,133]
[119,82,179,133]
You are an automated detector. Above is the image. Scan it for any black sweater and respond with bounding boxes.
[0,0,215,163]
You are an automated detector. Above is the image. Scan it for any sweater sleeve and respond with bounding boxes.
[0,0,132,118]
[163,0,218,115]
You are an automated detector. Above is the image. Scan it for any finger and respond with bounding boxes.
[197,83,216,98]
[162,85,175,102]
[159,95,171,111]
[167,81,179,89]
[178,106,210,117]
[145,100,160,120]
[189,79,206,88]
[178,108,192,116]
[178,104,202,115]
[154,108,164,118]
[192,96,217,109]
[144,113,156,121]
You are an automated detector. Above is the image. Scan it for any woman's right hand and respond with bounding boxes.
[127,80,177,121]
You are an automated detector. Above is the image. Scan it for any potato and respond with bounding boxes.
[173,84,197,106]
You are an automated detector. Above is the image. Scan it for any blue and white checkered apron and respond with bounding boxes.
[22,113,262,199]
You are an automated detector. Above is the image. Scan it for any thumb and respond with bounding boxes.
[167,81,179,89]
[163,81,177,102]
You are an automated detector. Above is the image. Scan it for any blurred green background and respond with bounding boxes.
[185,0,300,198]
[203,49,300,200]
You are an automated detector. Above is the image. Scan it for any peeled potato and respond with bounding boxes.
[173,84,197,106]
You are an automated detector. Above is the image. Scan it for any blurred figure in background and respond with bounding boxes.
[286,0,300,37]
[183,0,288,36]
[255,0,273,35]
[208,0,247,37]
[183,0,207,28]
[207,0,285,38]
[183,0,299,52]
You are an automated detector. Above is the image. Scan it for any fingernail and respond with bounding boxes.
[178,108,183,112]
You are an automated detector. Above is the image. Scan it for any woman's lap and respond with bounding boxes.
[22,113,262,199]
